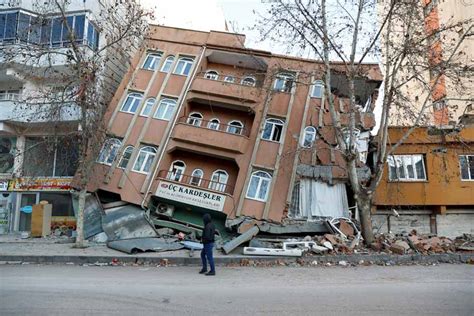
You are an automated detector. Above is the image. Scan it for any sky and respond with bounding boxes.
[139,0,276,52]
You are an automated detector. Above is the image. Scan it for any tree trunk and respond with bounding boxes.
[357,194,375,245]
[74,188,87,248]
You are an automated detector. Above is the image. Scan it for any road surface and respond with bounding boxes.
[1,264,473,315]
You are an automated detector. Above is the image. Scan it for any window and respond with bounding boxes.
[168,161,186,182]
[23,136,78,177]
[205,70,219,80]
[262,118,284,142]
[187,112,203,127]
[246,171,272,202]
[154,98,177,120]
[86,21,99,50]
[97,138,122,166]
[241,76,256,87]
[190,169,204,186]
[118,146,134,169]
[208,118,220,130]
[209,170,228,192]
[174,57,194,76]
[227,120,244,135]
[40,192,74,217]
[141,98,155,116]
[132,146,157,174]
[142,52,162,71]
[161,55,175,72]
[273,72,295,92]
[302,126,317,148]
[224,76,235,83]
[120,92,143,114]
[0,89,21,101]
[387,155,427,181]
[311,80,324,98]
[459,155,474,180]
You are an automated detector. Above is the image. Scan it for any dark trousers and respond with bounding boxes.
[201,242,215,272]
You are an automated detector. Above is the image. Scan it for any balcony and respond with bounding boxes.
[0,100,80,123]
[188,75,261,110]
[157,170,234,195]
[171,117,250,154]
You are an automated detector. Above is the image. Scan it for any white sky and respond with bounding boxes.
[139,0,275,52]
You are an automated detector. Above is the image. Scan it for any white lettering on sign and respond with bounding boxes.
[155,181,226,212]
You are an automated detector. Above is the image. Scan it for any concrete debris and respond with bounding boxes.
[222,226,259,254]
[338,260,348,266]
[107,237,184,254]
[322,241,333,250]
[243,247,302,257]
[311,245,329,254]
[102,206,158,241]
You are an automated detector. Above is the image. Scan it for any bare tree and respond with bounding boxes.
[1,0,151,247]
[256,0,473,244]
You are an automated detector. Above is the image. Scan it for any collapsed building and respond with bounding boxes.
[84,25,381,247]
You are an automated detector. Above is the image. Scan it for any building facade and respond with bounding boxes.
[89,25,381,227]
[0,0,135,234]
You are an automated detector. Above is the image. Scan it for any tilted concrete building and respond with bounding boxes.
[89,25,382,230]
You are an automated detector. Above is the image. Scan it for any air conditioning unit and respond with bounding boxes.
[155,203,174,217]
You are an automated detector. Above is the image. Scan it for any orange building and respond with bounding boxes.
[89,25,381,228]
[373,119,474,237]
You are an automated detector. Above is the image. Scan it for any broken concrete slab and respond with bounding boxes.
[322,241,333,250]
[339,220,355,237]
[223,226,259,254]
[311,245,329,254]
[243,247,302,257]
[258,221,328,235]
[107,237,183,254]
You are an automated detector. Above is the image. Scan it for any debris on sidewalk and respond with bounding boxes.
[107,237,184,254]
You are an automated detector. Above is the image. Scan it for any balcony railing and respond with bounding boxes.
[177,116,251,137]
[197,72,261,88]
[157,170,234,195]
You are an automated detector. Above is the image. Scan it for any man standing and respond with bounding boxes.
[200,213,216,276]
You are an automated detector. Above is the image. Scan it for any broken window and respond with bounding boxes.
[302,126,317,148]
[190,169,203,186]
[241,76,256,86]
[205,70,219,80]
[262,118,284,142]
[187,112,203,127]
[207,118,220,130]
[23,136,78,177]
[246,171,272,202]
[273,72,295,93]
[459,155,474,180]
[387,155,427,181]
[168,160,186,182]
[97,138,122,166]
[118,146,134,169]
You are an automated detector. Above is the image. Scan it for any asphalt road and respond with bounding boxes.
[1,264,473,315]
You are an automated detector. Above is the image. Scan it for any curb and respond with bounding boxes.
[0,253,472,266]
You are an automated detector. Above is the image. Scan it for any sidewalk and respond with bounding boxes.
[1,234,473,266]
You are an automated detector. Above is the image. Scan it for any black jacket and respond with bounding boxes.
[201,214,215,244]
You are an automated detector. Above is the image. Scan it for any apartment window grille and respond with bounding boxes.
[224,76,235,83]
[154,98,177,120]
[174,57,194,76]
[190,169,204,186]
[97,138,122,165]
[187,112,203,127]
[118,146,134,169]
[205,70,219,80]
[459,155,474,180]
[388,155,427,181]
[262,118,284,142]
[241,76,256,86]
[246,171,272,202]
[120,92,143,114]
[209,170,228,192]
[132,146,157,174]
[207,118,220,130]
[227,120,244,135]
